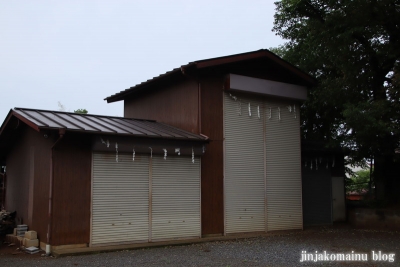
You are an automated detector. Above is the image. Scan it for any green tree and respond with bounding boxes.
[74,109,88,114]
[347,169,372,194]
[273,0,400,202]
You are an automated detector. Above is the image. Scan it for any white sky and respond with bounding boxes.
[0,1,284,121]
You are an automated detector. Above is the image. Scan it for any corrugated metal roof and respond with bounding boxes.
[104,49,317,103]
[104,67,184,103]
[11,108,207,141]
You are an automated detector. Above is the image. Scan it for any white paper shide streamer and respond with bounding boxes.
[115,142,118,162]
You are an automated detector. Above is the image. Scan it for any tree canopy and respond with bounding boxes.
[347,168,372,194]
[272,0,400,201]
[74,109,88,114]
[273,0,400,161]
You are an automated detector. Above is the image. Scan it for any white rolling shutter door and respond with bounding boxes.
[151,156,201,240]
[265,100,303,231]
[224,93,265,234]
[92,152,149,245]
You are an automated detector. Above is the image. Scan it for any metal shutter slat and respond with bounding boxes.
[265,100,303,231]
[224,93,265,234]
[92,152,149,245]
[151,156,201,240]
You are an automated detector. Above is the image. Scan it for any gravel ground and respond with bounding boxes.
[1,226,400,267]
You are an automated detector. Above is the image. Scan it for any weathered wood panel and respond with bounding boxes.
[52,133,91,246]
[124,78,199,134]
[5,125,52,242]
[5,125,33,225]
[30,129,52,242]
[0,173,4,209]
[200,75,224,235]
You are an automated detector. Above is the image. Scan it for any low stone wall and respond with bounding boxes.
[348,208,400,230]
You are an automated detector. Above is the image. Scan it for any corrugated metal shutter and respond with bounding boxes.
[224,93,265,234]
[92,152,149,245]
[302,167,332,226]
[151,155,201,240]
[265,100,303,231]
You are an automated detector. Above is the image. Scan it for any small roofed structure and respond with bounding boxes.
[0,107,207,251]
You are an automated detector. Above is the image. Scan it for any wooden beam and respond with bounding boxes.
[226,74,308,100]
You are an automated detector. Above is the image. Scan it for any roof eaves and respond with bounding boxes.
[104,49,317,103]
[192,49,268,68]
[104,66,188,103]
[0,110,19,136]
[260,50,317,86]
[12,110,41,132]
[193,49,316,86]
[0,110,14,136]
[31,127,207,142]
[156,122,209,140]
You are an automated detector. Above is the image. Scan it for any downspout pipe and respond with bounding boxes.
[46,128,65,255]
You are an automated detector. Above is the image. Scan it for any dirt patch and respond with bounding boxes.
[0,236,47,260]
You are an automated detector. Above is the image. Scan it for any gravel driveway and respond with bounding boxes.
[1,226,400,266]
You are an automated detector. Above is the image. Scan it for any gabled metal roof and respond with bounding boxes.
[104,49,317,103]
[3,108,207,141]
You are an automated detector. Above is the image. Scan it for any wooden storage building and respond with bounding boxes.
[0,49,347,250]
[105,49,316,235]
[0,108,207,249]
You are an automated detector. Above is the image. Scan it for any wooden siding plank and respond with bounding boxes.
[124,79,199,134]
[51,134,91,245]
[200,75,224,235]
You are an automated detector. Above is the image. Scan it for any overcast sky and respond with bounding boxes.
[0,1,284,121]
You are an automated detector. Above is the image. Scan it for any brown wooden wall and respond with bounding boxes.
[31,129,52,242]
[5,125,52,242]
[52,133,92,246]
[199,74,225,235]
[0,174,4,209]
[124,78,199,134]
[5,125,34,225]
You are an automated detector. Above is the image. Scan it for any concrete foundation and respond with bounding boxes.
[348,208,400,230]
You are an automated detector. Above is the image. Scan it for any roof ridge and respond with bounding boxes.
[13,107,156,122]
